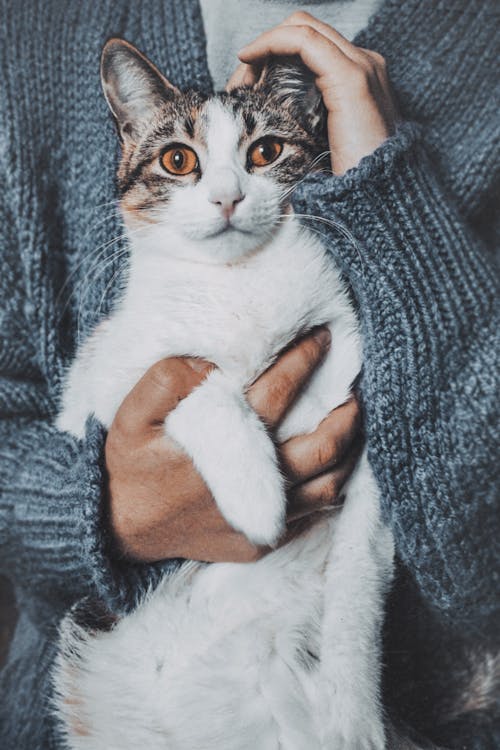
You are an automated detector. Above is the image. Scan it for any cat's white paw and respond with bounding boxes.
[219,436,287,546]
[165,371,286,546]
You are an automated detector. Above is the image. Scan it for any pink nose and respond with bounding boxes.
[210,193,245,220]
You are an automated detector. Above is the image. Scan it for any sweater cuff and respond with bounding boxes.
[292,121,494,313]
[6,417,170,614]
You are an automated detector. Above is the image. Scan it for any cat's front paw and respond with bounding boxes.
[165,371,286,547]
[223,442,287,547]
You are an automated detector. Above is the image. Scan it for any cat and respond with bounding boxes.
[53,38,396,750]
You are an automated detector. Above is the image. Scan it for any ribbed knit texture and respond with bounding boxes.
[0,1,498,748]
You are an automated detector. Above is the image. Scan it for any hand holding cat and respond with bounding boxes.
[105,328,361,563]
[228,11,399,174]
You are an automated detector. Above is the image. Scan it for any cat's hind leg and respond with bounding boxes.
[165,369,286,546]
[318,451,395,749]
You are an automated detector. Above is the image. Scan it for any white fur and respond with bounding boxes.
[54,99,395,749]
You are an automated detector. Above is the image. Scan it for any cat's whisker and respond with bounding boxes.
[292,213,363,267]
[73,221,145,309]
[56,232,130,320]
[277,151,332,202]
[97,265,128,319]
[87,199,121,212]
[55,212,127,313]
[75,247,130,343]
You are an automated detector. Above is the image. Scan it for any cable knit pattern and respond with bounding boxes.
[0,1,498,748]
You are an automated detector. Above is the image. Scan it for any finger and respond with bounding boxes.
[286,450,360,520]
[238,25,354,81]
[247,327,331,429]
[226,62,260,91]
[280,398,361,483]
[280,11,360,62]
[116,357,214,434]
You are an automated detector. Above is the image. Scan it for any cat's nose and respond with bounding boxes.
[210,193,245,220]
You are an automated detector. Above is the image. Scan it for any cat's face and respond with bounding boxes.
[101,40,327,263]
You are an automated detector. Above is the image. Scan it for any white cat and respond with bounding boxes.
[53,39,395,750]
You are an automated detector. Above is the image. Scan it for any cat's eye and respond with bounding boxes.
[248,138,284,168]
[160,145,198,176]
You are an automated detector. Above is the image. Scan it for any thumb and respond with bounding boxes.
[115,357,215,434]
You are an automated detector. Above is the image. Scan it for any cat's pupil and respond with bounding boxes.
[260,143,273,161]
[173,151,184,169]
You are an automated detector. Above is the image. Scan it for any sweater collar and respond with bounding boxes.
[164,0,409,94]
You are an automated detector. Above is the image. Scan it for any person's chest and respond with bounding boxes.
[199,0,384,90]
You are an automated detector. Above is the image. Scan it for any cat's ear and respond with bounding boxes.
[101,39,179,144]
[256,56,326,137]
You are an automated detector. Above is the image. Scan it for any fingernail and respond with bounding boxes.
[313,327,331,348]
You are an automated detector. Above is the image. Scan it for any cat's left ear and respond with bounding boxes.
[256,56,326,137]
[101,39,180,144]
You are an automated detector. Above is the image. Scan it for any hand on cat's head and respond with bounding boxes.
[228,11,399,175]
[106,327,361,563]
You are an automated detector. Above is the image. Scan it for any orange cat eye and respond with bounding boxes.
[160,145,198,176]
[248,138,284,168]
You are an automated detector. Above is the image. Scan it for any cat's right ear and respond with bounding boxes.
[101,39,179,144]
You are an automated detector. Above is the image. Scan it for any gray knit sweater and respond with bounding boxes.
[0,1,498,748]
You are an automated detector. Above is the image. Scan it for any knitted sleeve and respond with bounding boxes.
[292,124,499,631]
[0,173,169,618]
[0,413,170,614]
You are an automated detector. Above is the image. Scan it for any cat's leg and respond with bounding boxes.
[165,369,286,546]
[318,451,395,750]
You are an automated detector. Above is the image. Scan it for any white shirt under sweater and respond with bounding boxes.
[200,0,383,91]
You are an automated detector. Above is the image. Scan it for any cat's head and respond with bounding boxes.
[101,39,328,263]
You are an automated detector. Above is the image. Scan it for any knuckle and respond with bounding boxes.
[300,25,318,43]
[370,50,386,67]
[287,11,312,24]
[356,57,374,75]
[350,65,371,92]
[321,474,338,504]
[316,434,339,470]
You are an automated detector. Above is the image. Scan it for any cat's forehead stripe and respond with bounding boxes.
[183,115,195,139]
[206,100,241,158]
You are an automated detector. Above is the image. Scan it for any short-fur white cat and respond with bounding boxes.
[54,39,395,750]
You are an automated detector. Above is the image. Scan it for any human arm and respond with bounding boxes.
[233,11,500,630]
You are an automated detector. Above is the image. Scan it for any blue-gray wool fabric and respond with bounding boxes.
[0,1,498,748]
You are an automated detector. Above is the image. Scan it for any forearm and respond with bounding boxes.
[293,124,499,627]
[0,413,170,613]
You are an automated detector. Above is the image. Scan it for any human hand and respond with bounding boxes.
[227,11,399,175]
[105,328,361,563]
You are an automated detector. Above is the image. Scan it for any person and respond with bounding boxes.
[0,1,498,748]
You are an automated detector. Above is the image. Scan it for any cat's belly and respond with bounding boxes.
[55,513,336,750]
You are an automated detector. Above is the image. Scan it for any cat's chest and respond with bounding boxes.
[118,237,339,381]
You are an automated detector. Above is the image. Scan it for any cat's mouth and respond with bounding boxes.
[204,223,251,239]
